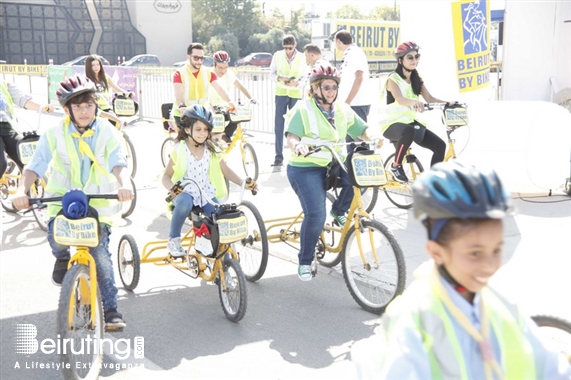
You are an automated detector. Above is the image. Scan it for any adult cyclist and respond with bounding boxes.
[208,51,257,142]
[381,41,452,183]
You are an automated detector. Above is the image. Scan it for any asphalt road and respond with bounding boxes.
[2,111,571,379]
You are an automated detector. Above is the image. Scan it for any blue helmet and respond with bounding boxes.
[181,104,213,131]
[412,161,512,221]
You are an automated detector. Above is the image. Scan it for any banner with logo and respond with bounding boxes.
[451,0,491,93]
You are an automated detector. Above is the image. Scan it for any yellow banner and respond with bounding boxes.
[0,64,48,76]
[335,20,400,60]
[451,0,491,93]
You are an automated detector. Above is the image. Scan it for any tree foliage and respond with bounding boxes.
[371,5,400,21]
[332,5,365,20]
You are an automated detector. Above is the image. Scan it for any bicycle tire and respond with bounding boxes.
[532,315,571,333]
[234,200,269,281]
[531,315,571,356]
[161,137,176,167]
[341,219,406,314]
[118,234,141,291]
[0,159,21,213]
[383,153,423,209]
[123,133,137,179]
[121,177,137,218]
[57,264,104,380]
[30,176,49,231]
[317,192,343,267]
[218,256,248,322]
[241,142,259,181]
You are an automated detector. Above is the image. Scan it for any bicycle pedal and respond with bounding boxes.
[105,325,124,333]
[405,154,417,163]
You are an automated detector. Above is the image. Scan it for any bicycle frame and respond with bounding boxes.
[65,247,99,330]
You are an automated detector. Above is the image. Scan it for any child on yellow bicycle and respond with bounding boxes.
[162,105,258,258]
[379,161,571,378]
[13,75,134,330]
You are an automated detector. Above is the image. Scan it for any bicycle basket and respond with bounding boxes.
[191,210,219,257]
[443,104,468,127]
[17,131,40,165]
[112,95,139,117]
[347,147,388,188]
[53,206,101,247]
[228,105,252,123]
[213,205,248,244]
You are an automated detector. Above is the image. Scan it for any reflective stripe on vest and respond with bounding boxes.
[170,142,227,200]
[379,72,425,133]
[275,51,305,99]
[0,83,15,118]
[287,99,350,167]
[45,117,121,224]
[173,66,210,117]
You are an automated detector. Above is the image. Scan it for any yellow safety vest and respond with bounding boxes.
[0,83,15,118]
[274,50,306,99]
[95,74,112,110]
[379,72,427,133]
[383,263,537,380]
[169,141,227,200]
[44,117,121,225]
[172,66,211,117]
[286,99,350,167]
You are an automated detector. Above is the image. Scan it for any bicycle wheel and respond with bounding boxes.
[30,176,49,231]
[218,256,247,322]
[161,137,176,167]
[235,200,269,281]
[241,142,259,181]
[532,315,571,356]
[383,153,423,209]
[341,219,406,314]
[123,133,137,179]
[57,264,104,380]
[118,234,141,291]
[121,177,137,218]
[0,159,21,213]
[317,192,343,267]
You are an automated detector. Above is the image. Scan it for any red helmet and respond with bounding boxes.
[394,41,420,59]
[213,51,230,63]
[56,75,96,107]
[309,64,340,84]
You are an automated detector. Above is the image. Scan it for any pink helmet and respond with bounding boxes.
[309,64,340,84]
[394,41,420,59]
[213,51,230,63]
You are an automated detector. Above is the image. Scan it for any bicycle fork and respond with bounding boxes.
[67,249,98,330]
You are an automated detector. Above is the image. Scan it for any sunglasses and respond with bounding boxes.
[405,54,421,60]
[320,85,339,92]
[191,55,205,61]
[283,46,294,51]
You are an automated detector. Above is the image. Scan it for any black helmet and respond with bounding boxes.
[56,75,96,107]
[412,161,512,221]
[180,104,213,131]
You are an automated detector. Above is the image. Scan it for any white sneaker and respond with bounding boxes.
[298,265,312,282]
[167,237,186,258]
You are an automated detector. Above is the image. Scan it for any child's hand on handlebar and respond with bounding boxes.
[245,179,259,195]
[117,187,134,202]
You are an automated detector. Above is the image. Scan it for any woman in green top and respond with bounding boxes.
[284,63,378,281]
[85,54,133,127]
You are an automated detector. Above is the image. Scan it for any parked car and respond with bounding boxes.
[120,54,161,67]
[62,55,111,66]
[236,52,272,67]
[173,56,213,67]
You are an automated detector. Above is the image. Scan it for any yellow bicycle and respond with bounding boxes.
[361,102,469,211]
[264,142,406,314]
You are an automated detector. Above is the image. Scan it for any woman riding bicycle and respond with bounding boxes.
[382,41,451,183]
[285,63,379,281]
[162,105,258,258]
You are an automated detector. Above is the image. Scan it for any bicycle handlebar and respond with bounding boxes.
[305,140,380,173]
[423,102,467,110]
[28,193,119,205]
[166,177,256,205]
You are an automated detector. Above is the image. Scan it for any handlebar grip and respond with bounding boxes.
[246,178,257,196]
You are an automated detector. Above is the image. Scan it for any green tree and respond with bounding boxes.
[206,34,240,62]
[371,5,400,21]
[334,5,364,20]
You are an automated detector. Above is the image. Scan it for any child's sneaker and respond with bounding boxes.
[298,265,312,281]
[167,237,186,258]
[390,164,409,183]
[104,309,126,331]
[330,210,347,226]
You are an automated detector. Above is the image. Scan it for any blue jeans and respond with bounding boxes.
[47,219,118,313]
[346,105,371,156]
[287,165,354,265]
[170,192,216,239]
[274,95,299,162]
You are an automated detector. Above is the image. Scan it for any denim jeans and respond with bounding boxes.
[47,219,118,313]
[346,105,371,156]
[274,95,299,162]
[170,192,216,239]
[287,164,354,265]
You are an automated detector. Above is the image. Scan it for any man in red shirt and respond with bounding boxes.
[172,43,235,129]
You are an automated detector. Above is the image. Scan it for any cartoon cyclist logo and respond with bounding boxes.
[462,0,488,54]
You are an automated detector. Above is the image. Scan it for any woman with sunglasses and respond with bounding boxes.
[285,63,379,281]
[382,41,451,183]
